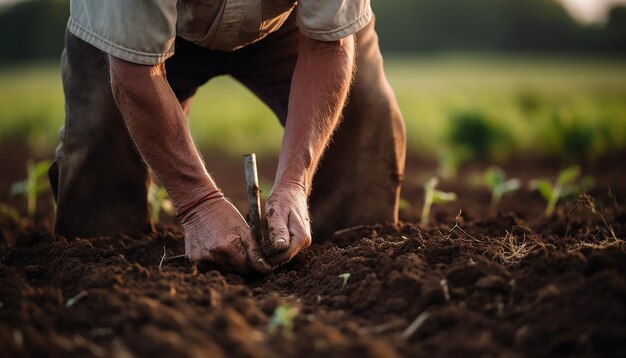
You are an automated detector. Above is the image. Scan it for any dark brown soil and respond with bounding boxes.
[1,144,625,357]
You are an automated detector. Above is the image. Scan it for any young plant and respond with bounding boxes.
[268,304,299,335]
[530,166,592,216]
[338,273,350,290]
[148,182,175,223]
[483,166,521,210]
[421,177,457,226]
[10,159,51,217]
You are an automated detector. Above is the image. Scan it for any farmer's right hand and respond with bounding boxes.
[264,183,312,266]
[178,191,272,275]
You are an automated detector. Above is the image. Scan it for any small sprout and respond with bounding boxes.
[421,177,457,226]
[13,330,23,348]
[338,273,350,290]
[158,246,167,271]
[483,166,521,210]
[148,182,174,223]
[530,166,593,216]
[268,304,298,335]
[10,159,51,217]
[439,279,450,301]
[402,311,431,340]
[66,290,88,308]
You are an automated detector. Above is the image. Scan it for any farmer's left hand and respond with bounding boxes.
[265,183,312,265]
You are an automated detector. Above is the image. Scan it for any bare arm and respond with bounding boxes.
[108,60,216,204]
[109,58,270,274]
[266,34,356,264]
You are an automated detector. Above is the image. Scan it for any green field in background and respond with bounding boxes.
[1,56,625,160]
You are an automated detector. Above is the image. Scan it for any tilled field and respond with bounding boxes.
[1,150,625,357]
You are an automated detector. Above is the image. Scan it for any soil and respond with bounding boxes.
[1,142,625,357]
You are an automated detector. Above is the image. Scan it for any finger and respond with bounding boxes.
[266,204,290,251]
[238,231,273,273]
[268,214,312,266]
[267,236,307,266]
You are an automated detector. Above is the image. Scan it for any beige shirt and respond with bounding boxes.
[68,0,372,65]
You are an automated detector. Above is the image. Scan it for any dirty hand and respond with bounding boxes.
[265,183,312,265]
[179,191,272,274]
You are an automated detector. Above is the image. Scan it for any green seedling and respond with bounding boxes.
[0,203,20,221]
[148,182,174,223]
[530,166,593,216]
[483,166,521,210]
[10,159,51,217]
[338,273,350,290]
[65,290,88,308]
[268,304,298,335]
[421,177,457,226]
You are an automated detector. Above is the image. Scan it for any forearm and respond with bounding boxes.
[108,57,218,213]
[275,34,355,192]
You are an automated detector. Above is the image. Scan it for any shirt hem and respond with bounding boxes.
[67,17,174,65]
[299,7,372,41]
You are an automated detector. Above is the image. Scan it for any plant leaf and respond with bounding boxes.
[424,177,439,191]
[557,166,580,187]
[531,179,553,201]
[31,160,51,179]
[268,305,298,334]
[502,178,521,193]
[431,190,457,204]
[9,181,27,195]
[484,166,505,188]
[162,200,175,215]
[34,181,50,194]
[0,203,20,221]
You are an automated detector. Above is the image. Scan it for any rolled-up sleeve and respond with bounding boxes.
[296,0,372,41]
[68,0,178,65]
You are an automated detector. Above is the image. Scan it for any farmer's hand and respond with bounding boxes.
[265,183,312,265]
[262,34,354,266]
[180,192,272,275]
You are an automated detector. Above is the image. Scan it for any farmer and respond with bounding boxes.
[49,1,406,274]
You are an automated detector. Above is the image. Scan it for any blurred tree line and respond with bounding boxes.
[371,0,626,53]
[0,0,624,64]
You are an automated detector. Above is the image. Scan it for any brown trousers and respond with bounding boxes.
[50,15,406,240]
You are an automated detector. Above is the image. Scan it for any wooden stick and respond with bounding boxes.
[244,153,263,243]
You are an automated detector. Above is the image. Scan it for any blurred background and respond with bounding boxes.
[1,0,625,162]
